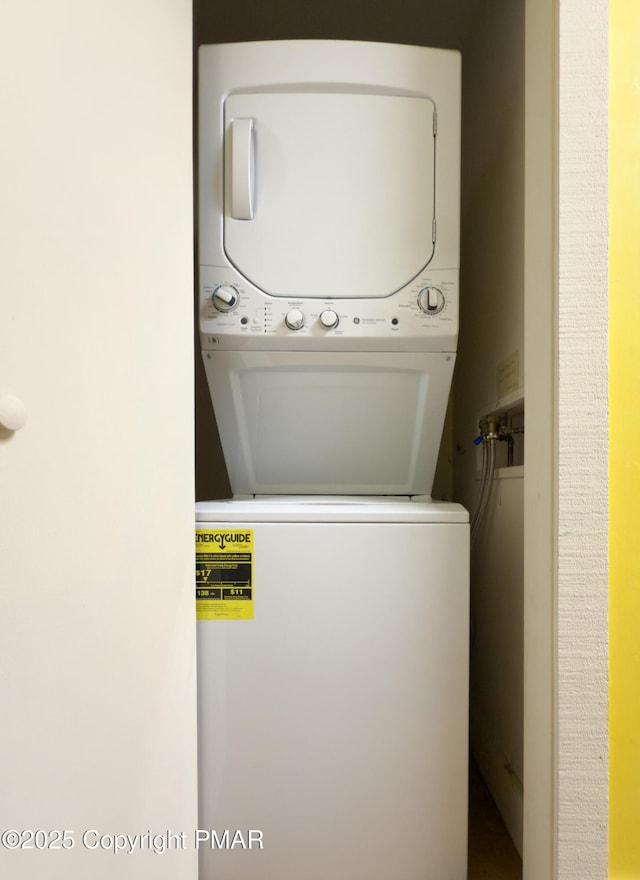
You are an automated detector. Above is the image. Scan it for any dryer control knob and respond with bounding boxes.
[212,285,239,312]
[285,308,305,331]
[417,286,445,315]
[319,309,339,330]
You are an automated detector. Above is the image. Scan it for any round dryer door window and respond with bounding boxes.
[223,91,436,299]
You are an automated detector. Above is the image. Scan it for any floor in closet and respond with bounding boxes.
[468,762,523,879]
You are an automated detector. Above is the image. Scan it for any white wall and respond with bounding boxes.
[453,0,525,852]
[0,3,197,878]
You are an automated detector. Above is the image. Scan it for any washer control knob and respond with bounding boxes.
[319,309,339,330]
[417,286,445,315]
[285,308,305,331]
[212,284,239,312]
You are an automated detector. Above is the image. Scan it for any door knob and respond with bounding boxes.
[0,393,27,431]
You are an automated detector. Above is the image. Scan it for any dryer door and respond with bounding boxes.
[202,350,454,496]
[223,92,436,299]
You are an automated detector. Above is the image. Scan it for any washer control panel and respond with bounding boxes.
[200,266,458,351]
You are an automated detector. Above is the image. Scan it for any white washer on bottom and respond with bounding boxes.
[196,497,469,880]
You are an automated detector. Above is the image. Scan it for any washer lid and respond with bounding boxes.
[195,498,469,524]
[223,91,436,299]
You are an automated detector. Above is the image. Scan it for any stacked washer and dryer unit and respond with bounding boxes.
[197,40,468,880]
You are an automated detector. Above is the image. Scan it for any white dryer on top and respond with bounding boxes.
[198,40,461,496]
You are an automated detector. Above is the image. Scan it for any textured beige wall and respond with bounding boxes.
[556,0,609,876]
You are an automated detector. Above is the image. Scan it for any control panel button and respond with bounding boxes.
[417,286,445,315]
[212,284,239,312]
[319,309,339,329]
[285,308,305,331]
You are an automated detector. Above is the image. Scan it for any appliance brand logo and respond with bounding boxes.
[196,531,252,551]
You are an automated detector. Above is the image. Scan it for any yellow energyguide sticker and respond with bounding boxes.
[196,529,254,620]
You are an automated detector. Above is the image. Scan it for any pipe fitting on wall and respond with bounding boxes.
[478,414,503,442]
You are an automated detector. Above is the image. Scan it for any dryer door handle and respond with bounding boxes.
[229,118,255,220]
